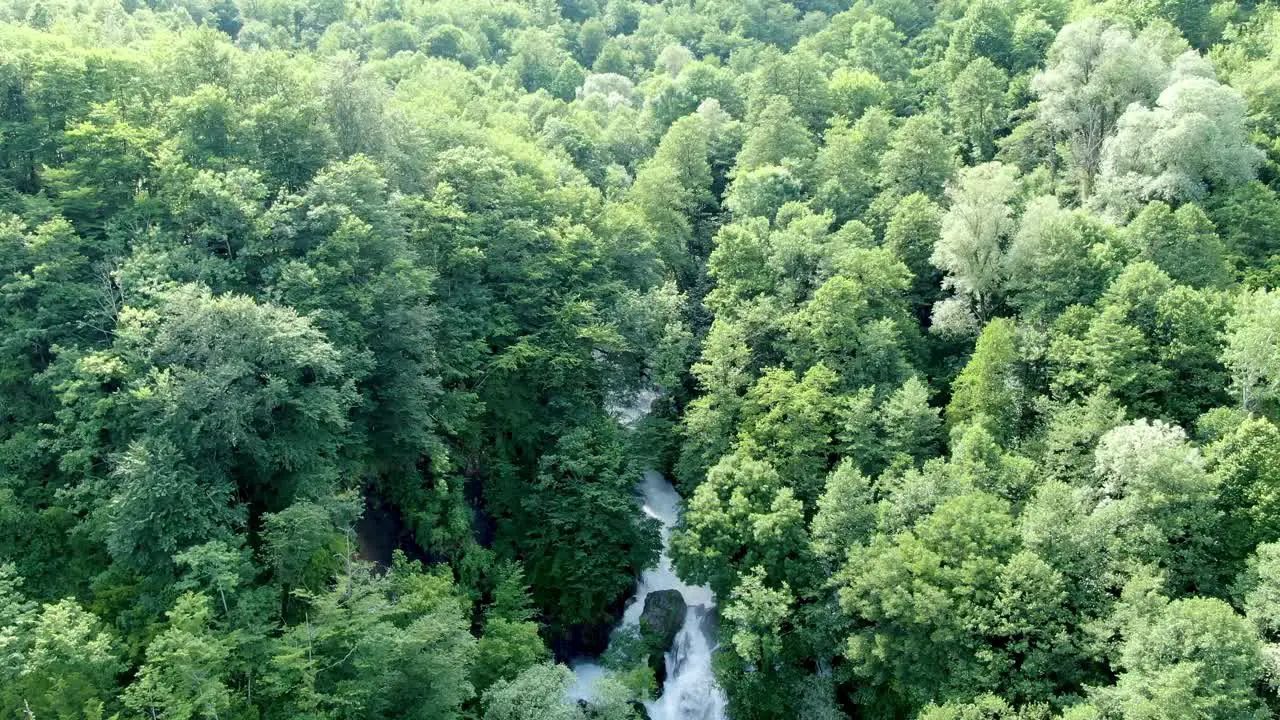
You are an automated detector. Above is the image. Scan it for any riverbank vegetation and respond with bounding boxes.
[3,0,1280,717]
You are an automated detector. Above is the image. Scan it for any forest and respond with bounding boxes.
[2,0,1280,717]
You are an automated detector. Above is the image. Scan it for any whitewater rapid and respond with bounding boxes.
[568,469,727,720]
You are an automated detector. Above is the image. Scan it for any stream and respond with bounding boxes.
[567,468,728,720]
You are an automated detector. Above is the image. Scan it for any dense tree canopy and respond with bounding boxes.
[2,0,1280,719]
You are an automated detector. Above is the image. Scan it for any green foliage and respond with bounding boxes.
[880,376,943,465]
[1048,262,1229,424]
[671,448,811,597]
[879,113,959,201]
[1033,19,1169,199]
[1222,288,1280,414]
[482,663,584,720]
[948,57,1009,162]
[1,3,1278,720]
[1237,541,1280,640]
[839,492,1082,709]
[931,162,1020,321]
[1099,597,1267,720]
[947,318,1025,443]
[1122,201,1231,288]
[811,459,877,561]
[1205,181,1280,280]
[267,557,478,720]
[813,109,894,224]
[1093,420,1222,593]
[514,418,659,627]
[884,191,944,312]
[123,593,237,720]
[722,566,793,666]
[1004,196,1115,318]
[1,559,128,715]
[829,68,889,121]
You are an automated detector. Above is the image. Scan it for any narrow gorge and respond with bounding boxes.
[570,467,727,720]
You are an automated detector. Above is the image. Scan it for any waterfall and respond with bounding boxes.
[647,604,728,720]
[568,468,728,720]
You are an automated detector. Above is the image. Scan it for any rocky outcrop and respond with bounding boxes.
[639,589,687,689]
[639,589,687,654]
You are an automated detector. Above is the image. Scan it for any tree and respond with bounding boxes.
[879,376,943,465]
[947,57,1009,162]
[105,436,243,575]
[1099,598,1267,720]
[676,318,754,491]
[738,364,864,495]
[829,68,889,120]
[268,558,477,720]
[261,497,355,591]
[725,165,804,220]
[787,255,918,395]
[1206,417,1280,576]
[1107,0,1216,48]
[1239,541,1280,641]
[1004,196,1114,318]
[931,162,1020,321]
[1092,420,1221,592]
[51,285,356,578]
[164,85,246,168]
[592,39,630,75]
[671,449,810,597]
[879,114,958,201]
[814,109,894,224]
[947,318,1025,444]
[511,28,571,93]
[748,50,831,132]
[884,192,944,312]
[919,695,1019,720]
[944,0,1015,74]
[7,598,122,720]
[472,561,548,693]
[1032,19,1168,198]
[1205,181,1280,277]
[811,459,877,562]
[474,619,549,694]
[846,15,911,82]
[42,102,161,234]
[551,59,587,102]
[722,566,793,667]
[240,54,335,190]
[1122,201,1231,288]
[576,19,607,66]
[734,96,816,176]
[1035,391,1127,487]
[425,25,480,66]
[1019,480,1115,618]
[1047,262,1229,424]
[838,492,1038,711]
[124,593,236,720]
[322,54,389,159]
[658,44,694,77]
[262,156,454,480]
[515,420,659,628]
[482,663,583,720]
[1222,289,1280,413]
[1096,58,1264,218]
[629,113,714,284]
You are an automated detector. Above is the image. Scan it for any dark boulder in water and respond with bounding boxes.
[640,588,687,687]
[640,589,688,654]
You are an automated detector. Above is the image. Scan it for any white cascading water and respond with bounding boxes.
[568,394,728,720]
